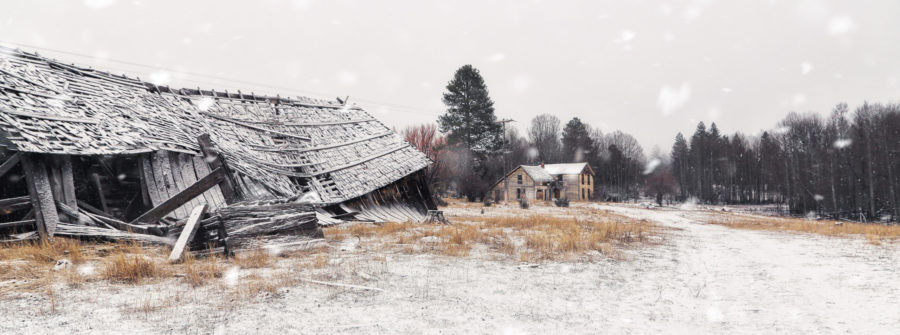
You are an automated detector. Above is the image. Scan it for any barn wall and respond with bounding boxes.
[141,151,226,220]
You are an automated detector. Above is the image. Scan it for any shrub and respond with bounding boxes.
[519,198,529,209]
[555,197,570,207]
[483,198,492,207]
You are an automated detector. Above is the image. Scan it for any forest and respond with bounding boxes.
[409,64,899,223]
[671,103,900,222]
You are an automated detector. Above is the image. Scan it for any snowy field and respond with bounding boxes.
[2,203,899,334]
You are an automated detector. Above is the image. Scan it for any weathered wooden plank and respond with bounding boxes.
[21,155,58,240]
[168,152,198,217]
[130,167,224,224]
[0,196,30,212]
[140,155,163,206]
[0,152,22,178]
[91,173,109,214]
[197,134,238,204]
[0,219,35,230]
[154,151,187,218]
[192,155,226,209]
[53,223,175,245]
[138,161,151,207]
[59,156,77,211]
[168,204,208,262]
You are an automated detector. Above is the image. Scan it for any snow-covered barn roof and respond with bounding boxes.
[0,46,430,204]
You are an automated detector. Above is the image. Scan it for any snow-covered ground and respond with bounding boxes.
[2,203,899,334]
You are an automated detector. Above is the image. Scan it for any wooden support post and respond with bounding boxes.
[168,204,208,263]
[130,168,225,224]
[92,173,109,213]
[21,155,59,241]
[0,152,22,178]
[197,134,239,204]
[216,217,232,258]
[47,156,77,223]
[59,156,77,212]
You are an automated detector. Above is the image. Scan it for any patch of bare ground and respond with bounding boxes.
[701,211,900,244]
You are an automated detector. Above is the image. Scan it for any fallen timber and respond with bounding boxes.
[0,45,435,259]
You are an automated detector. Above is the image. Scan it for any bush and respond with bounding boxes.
[483,198,492,207]
[519,198,529,209]
[554,197,570,207]
[434,196,448,207]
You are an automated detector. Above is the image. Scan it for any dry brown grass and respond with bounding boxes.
[0,238,86,265]
[100,251,167,284]
[234,248,272,269]
[708,213,900,244]
[182,253,223,287]
[323,207,658,262]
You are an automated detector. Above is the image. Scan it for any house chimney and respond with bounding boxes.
[540,162,545,168]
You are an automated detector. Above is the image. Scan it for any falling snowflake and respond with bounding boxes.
[800,62,814,75]
[84,0,116,9]
[643,158,661,175]
[657,82,691,116]
[833,138,852,149]
[195,97,215,111]
[148,71,171,86]
[488,53,506,62]
[827,16,857,35]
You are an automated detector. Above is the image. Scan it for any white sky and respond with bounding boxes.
[2,0,898,152]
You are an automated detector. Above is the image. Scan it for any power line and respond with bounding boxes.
[0,39,444,116]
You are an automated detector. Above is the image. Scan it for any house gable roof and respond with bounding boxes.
[542,163,591,176]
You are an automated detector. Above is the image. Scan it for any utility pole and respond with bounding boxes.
[495,118,515,172]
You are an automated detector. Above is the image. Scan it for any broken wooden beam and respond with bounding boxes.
[0,152,21,178]
[130,167,224,224]
[168,204,208,262]
[197,134,239,204]
[53,223,175,245]
[0,219,35,230]
[0,196,31,212]
[21,154,59,241]
[92,173,109,214]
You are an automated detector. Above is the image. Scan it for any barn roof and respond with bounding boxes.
[0,46,430,204]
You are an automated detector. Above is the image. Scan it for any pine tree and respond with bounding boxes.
[437,65,503,155]
[671,133,690,199]
[561,117,592,162]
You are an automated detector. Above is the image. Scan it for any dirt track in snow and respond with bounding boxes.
[2,204,899,334]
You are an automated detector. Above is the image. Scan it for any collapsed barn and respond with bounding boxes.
[0,46,434,254]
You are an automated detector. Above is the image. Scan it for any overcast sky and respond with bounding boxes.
[2,0,898,153]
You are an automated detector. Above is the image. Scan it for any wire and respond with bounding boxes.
[0,39,444,116]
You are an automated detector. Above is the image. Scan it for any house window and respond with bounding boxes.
[516,188,521,199]
[581,174,584,184]
[517,174,523,184]
[582,189,585,200]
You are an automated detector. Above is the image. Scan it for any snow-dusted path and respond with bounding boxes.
[592,204,900,334]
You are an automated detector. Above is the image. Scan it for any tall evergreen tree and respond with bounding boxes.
[671,133,690,199]
[561,117,593,162]
[437,65,503,155]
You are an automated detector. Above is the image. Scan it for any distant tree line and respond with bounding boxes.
[404,64,650,202]
[670,102,900,222]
